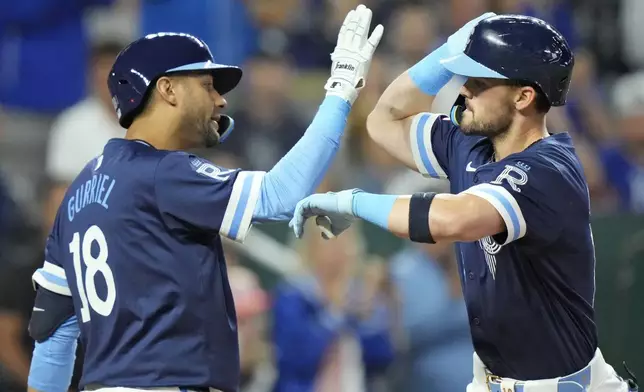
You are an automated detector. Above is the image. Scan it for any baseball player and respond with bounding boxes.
[25,5,383,392]
[289,13,639,392]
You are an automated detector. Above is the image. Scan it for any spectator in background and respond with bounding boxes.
[0,174,44,392]
[0,0,115,223]
[553,49,614,144]
[389,241,473,392]
[339,54,407,193]
[245,0,303,58]
[448,0,490,35]
[287,0,388,69]
[495,0,579,49]
[272,223,395,392]
[139,0,258,66]
[228,264,276,392]
[226,54,308,170]
[0,263,36,392]
[225,242,276,392]
[286,0,356,69]
[598,71,644,212]
[43,40,126,234]
[545,49,616,212]
[619,0,644,69]
[387,4,442,73]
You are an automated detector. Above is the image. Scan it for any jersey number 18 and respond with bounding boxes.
[70,225,116,323]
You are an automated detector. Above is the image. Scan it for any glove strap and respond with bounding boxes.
[325,56,362,104]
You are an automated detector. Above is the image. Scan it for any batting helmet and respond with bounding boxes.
[441,14,574,107]
[108,32,242,139]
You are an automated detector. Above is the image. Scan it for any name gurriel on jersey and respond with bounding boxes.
[67,173,116,222]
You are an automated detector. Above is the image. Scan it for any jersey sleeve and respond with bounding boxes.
[154,153,265,242]
[32,229,71,297]
[408,113,468,180]
[462,156,584,245]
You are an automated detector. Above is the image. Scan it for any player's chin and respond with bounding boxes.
[460,121,490,137]
[202,122,221,148]
[458,114,476,134]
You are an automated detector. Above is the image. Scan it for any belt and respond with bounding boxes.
[486,374,585,392]
[485,357,639,392]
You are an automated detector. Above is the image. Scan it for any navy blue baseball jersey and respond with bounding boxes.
[409,113,598,379]
[31,138,265,391]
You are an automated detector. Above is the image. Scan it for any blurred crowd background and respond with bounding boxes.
[0,0,643,391]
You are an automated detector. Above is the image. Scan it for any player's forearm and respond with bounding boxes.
[352,192,503,243]
[368,43,451,122]
[383,196,467,241]
[252,96,350,222]
[368,72,431,126]
[253,3,381,222]
[387,195,486,242]
[366,43,454,167]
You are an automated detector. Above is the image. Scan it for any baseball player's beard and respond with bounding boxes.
[459,101,514,139]
[201,119,221,148]
[191,116,220,148]
[181,104,221,148]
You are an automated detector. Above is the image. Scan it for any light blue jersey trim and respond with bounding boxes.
[220,171,264,242]
[32,261,71,296]
[463,183,527,244]
[37,270,67,288]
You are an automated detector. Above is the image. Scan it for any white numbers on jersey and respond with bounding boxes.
[70,225,116,323]
[490,164,528,193]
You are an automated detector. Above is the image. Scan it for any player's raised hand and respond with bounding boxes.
[288,189,360,240]
[324,4,384,104]
[445,12,496,55]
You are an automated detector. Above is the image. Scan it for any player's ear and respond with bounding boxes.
[514,86,537,112]
[155,76,179,106]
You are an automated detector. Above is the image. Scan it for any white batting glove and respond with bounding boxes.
[289,189,360,240]
[325,4,384,104]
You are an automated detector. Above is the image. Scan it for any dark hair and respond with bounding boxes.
[506,80,552,114]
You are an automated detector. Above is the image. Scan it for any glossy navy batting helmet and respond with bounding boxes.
[107,32,242,141]
[443,14,574,108]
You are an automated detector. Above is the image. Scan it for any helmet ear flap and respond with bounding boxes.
[108,71,150,128]
[217,115,235,143]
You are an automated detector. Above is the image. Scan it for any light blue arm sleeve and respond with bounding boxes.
[28,316,79,392]
[408,43,454,96]
[252,95,351,222]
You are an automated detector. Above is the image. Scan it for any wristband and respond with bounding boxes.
[409,192,436,243]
